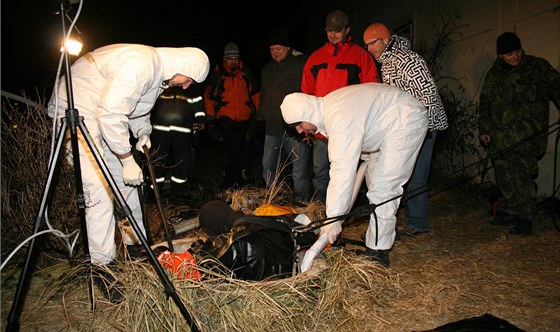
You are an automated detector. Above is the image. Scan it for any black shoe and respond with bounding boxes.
[491,214,516,226]
[363,248,390,267]
[91,265,124,304]
[397,226,429,237]
[510,217,532,235]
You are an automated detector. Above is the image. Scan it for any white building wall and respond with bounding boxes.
[357,0,560,196]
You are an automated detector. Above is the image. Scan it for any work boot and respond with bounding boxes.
[91,264,124,304]
[363,248,390,267]
[510,216,532,235]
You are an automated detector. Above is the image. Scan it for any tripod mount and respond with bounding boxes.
[6,1,199,331]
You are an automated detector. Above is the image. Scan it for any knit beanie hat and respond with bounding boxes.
[268,30,291,47]
[198,200,243,236]
[496,32,521,55]
[223,42,240,58]
[325,10,349,32]
[363,23,391,44]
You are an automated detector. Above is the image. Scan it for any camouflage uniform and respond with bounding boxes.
[478,52,560,220]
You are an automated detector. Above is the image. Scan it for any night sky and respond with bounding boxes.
[1,0,328,98]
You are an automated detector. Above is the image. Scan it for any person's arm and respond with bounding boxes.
[477,70,497,142]
[544,59,560,118]
[358,47,381,83]
[404,53,447,130]
[300,57,316,95]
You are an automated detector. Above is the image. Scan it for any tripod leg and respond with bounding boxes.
[6,119,93,331]
[76,119,199,331]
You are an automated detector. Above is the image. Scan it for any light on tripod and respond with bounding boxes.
[61,39,83,56]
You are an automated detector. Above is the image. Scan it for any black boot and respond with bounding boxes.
[510,216,532,235]
[363,248,390,267]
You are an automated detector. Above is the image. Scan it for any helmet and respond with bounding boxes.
[363,23,391,44]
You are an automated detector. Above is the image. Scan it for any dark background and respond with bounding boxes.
[1,0,331,97]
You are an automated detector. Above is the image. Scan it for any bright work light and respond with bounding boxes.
[61,39,83,56]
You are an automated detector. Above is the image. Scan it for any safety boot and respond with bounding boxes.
[363,248,390,267]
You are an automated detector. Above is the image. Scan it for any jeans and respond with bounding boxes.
[311,138,329,204]
[405,130,437,232]
[262,134,310,201]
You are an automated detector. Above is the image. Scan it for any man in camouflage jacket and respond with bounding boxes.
[478,32,560,235]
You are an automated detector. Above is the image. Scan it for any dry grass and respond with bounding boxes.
[2,98,559,332]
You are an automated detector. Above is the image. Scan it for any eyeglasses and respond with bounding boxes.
[364,38,380,48]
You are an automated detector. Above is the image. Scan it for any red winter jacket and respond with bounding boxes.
[301,39,380,97]
[301,38,380,139]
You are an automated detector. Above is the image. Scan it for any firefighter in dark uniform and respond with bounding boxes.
[149,84,205,203]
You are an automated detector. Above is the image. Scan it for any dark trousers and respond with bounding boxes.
[150,129,193,197]
[218,116,249,187]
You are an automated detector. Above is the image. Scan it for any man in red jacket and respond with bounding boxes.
[301,9,380,204]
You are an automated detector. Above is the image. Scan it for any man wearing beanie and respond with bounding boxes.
[301,9,380,204]
[259,29,311,202]
[204,42,260,188]
[363,22,448,238]
[478,32,560,235]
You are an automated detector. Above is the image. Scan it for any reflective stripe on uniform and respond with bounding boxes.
[171,176,187,184]
[153,125,192,133]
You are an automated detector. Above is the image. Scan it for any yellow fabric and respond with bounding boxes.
[253,203,297,216]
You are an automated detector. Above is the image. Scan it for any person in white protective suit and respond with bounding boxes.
[47,44,210,266]
[281,83,428,267]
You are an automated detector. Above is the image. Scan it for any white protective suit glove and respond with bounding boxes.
[135,133,151,152]
[320,220,342,244]
[121,155,143,186]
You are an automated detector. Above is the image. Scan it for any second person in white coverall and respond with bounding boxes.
[47,44,210,266]
[281,83,428,266]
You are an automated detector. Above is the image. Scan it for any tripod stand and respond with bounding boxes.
[6,2,199,331]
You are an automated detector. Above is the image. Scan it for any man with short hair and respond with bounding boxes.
[300,10,380,204]
[259,29,310,202]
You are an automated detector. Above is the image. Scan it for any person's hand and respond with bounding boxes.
[320,220,342,244]
[193,121,205,132]
[135,133,151,152]
[121,155,143,186]
[208,122,223,142]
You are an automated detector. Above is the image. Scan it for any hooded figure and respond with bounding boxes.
[281,83,428,266]
[47,44,210,266]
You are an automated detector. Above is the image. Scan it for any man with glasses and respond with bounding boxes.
[363,22,448,237]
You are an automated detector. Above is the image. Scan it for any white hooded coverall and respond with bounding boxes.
[47,44,210,264]
[281,83,428,251]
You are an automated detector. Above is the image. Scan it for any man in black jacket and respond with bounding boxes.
[259,30,310,202]
[148,85,205,204]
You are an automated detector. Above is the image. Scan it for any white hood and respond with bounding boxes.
[280,92,326,136]
[156,47,210,83]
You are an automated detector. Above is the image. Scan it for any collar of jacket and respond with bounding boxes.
[327,37,354,57]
